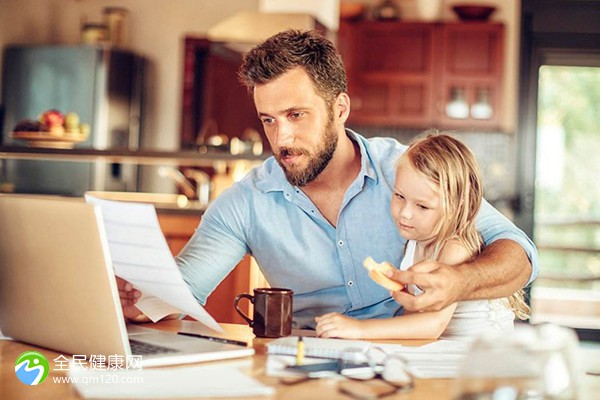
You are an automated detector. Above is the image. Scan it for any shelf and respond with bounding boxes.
[0,146,269,167]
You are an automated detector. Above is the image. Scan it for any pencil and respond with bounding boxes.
[296,336,305,365]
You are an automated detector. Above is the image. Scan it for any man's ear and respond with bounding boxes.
[335,92,351,123]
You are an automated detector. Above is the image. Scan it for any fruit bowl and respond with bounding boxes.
[452,5,496,21]
[10,131,89,149]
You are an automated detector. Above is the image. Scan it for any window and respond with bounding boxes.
[534,66,600,288]
[519,1,600,335]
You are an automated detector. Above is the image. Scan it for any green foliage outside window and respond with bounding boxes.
[535,66,600,289]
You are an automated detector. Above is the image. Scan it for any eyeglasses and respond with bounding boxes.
[337,346,414,400]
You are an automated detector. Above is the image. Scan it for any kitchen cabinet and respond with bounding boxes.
[338,21,504,130]
[181,38,265,150]
[339,21,436,127]
[157,212,264,325]
[436,23,504,129]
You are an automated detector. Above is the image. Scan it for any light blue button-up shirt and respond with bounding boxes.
[177,130,539,329]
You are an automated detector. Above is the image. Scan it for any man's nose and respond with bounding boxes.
[274,122,295,147]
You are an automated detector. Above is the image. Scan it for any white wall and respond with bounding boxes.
[259,0,340,30]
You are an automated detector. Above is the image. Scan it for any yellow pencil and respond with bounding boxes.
[296,336,305,365]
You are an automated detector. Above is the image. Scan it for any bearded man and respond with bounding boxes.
[119,30,538,330]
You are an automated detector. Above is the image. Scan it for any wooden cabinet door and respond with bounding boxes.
[341,21,436,127]
[338,21,504,130]
[156,213,253,324]
[435,23,504,130]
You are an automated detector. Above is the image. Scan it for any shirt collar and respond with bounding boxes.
[256,128,379,193]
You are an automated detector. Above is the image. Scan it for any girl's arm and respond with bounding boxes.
[315,304,457,340]
[315,240,470,340]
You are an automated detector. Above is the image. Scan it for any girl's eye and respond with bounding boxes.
[417,204,429,210]
[395,193,404,200]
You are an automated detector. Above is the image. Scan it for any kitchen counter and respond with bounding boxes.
[0,192,207,215]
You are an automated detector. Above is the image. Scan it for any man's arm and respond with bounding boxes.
[389,239,531,312]
[118,185,250,322]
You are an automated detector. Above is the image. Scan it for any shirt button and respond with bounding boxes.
[348,281,353,286]
[338,240,344,246]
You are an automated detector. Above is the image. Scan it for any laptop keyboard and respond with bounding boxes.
[129,339,179,355]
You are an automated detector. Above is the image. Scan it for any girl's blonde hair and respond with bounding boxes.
[400,132,530,320]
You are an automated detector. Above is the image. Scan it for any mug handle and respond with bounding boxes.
[234,293,254,326]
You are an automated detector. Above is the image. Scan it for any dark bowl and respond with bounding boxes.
[452,5,497,21]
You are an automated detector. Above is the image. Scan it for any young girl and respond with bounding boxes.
[315,133,530,340]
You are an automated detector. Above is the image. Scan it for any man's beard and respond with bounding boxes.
[275,115,338,187]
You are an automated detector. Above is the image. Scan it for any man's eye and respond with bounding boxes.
[261,117,274,125]
[289,112,304,120]
[395,193,404,200]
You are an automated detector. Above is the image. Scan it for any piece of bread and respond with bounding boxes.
[362,256,404,291]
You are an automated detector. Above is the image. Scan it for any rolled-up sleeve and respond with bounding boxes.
[476,199,540,285]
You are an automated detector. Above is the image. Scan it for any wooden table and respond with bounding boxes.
[2,320,599,399]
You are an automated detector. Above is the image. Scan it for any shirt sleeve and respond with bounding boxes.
[175,185,250,304]
[476,199,540,285]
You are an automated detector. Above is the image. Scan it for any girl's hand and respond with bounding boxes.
[315,313,364,339]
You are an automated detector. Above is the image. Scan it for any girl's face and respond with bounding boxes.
[390,160,443,244]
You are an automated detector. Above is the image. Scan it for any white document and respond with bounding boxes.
[134,294,183,323]
[395,339,470,379]
[85,196,222,333]
[70,362,275,398]
[267,336,404,360]
[0,328,11,340]
[267,336,469,379]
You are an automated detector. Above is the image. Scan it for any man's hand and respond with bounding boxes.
[386,260,464,313]
[116,277,150,323]
[387,240,532,313]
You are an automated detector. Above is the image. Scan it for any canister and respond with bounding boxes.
[103,7,129,47]
[81,23,108,44]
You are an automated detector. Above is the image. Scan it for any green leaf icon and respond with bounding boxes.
[15,351,49,385]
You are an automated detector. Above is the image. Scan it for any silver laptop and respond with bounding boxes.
[0,195,254,367]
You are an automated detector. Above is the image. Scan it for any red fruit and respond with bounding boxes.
[40,109,64,127]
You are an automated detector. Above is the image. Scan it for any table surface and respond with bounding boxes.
[2,320,599,400]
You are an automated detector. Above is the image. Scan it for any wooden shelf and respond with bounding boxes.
[0,146,268,167]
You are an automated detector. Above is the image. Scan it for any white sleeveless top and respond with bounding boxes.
[400,240,515,339]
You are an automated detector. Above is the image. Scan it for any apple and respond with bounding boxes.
[39,109,64,128]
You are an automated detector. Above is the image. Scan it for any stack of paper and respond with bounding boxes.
[394,340,470,378]
[267,336,404,360]
[267,336,470,379]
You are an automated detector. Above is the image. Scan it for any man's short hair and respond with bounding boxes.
[238,29,348,105]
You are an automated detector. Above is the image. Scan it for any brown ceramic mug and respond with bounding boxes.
[234,288,293,338]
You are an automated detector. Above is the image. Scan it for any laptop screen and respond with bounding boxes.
[0,195,131,357]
